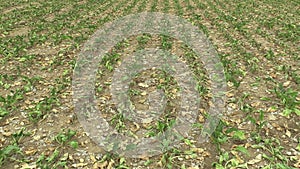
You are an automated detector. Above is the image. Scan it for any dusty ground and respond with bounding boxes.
[0,0,299,168]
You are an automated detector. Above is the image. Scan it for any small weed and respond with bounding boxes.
[272,83,300,116]
[115,157,130,169]
[251,138,289,167]
[0,107,9,119]
[111,112,126,132]
[0,89,23,110]
[145,118,176,138]
[36,149,67,169]
[160,149,181,169]
[136,34,151,49]
[160,35,172,50]
[0,145,22,167]
[101,52,120,72]
[55,129,77,148]
[264,49,275,60]
[211,120,228,150]
[212,151,248,169]
[28,92,60,122]
[12,127,30,145]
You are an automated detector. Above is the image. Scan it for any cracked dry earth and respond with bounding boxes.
[0,0,299,169]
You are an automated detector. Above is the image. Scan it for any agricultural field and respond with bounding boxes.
[0,0,299,168]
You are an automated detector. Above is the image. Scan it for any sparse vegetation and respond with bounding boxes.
[0,0,299,168]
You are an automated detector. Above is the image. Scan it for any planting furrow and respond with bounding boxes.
[149,0,158,12]
[186,0,197,12]
[0,1,42,16]
[210,0,299,80]
[156,0,166,12]
[1,1,299,169]
[214,0,298,52]
[167,0,177,15]
[173,0,184,16]
[163,0,170,13]
[201,0,280,70]
[183,2,299,167]
[1,1,112,61]
[129,0,147,14]
[122,0,139,15]
[189,0,271,91]
[136,0,147,13]
[48,0,120,45]
[1,2,51,30]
